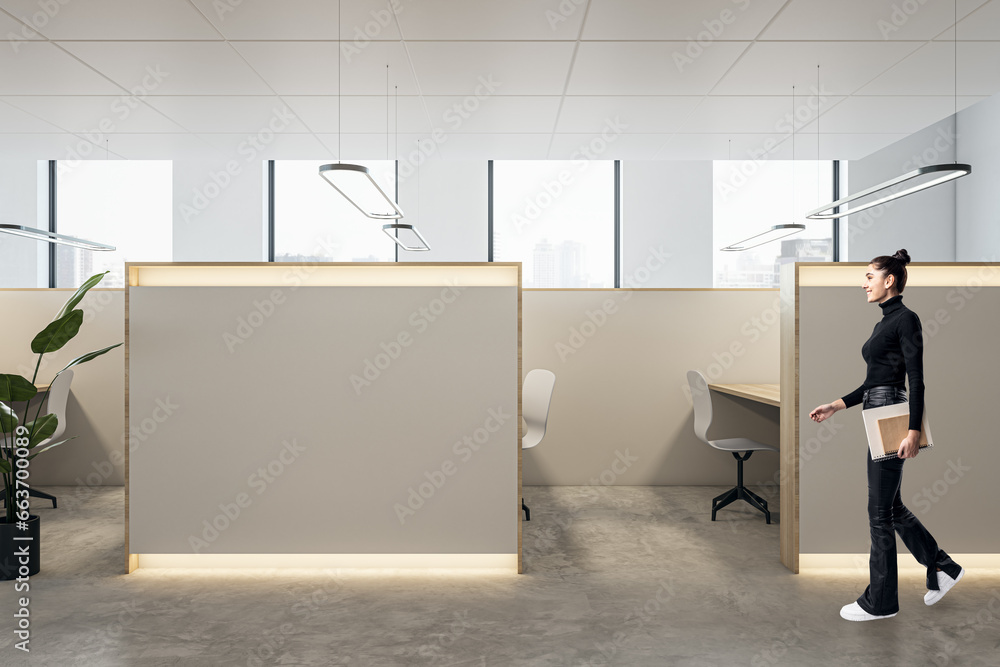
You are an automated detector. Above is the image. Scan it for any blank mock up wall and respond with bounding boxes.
[522,289,781,486]
[799,284,1000,554]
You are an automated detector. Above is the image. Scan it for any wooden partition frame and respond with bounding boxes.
[125,262,522,573]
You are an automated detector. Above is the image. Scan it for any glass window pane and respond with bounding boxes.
[56,161,172,288]
[274,160,397,262]
[713,160,834,288]
[492,161,614,288]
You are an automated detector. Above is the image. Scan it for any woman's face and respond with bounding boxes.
[863,263,895,303]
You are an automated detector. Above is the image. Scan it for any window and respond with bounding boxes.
[273,160,397,263]
[55,160,172,288]
[713,160,834,288]
[492,160,615,288]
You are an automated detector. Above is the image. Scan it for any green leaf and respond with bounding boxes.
[25,414,58,447]
[56,343,123,376]
[0,402,17,433]
[27,436,76,459]
[0,375,37,402]
[31,309,84,355]
[0,459,9,473]
[55,271,108,321]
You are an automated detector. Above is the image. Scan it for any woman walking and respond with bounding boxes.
[809,249,963,621]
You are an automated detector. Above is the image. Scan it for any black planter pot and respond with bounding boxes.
[0,514,40,580]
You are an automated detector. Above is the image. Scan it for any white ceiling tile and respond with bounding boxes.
[0,132,98,159]
[938,0,1000,40]
[805,96,960,134]
[0,8,43,42]
[406,42,575,95]
[188,0,400,40]
[816,134,911,160]
[436,134,551,159]
[143,96,307,134]
[58,41,270,95]
[284,95,429,134]
[759,0,988,41]
[711,41,925,95]
[0,0,218,39]
[196,132,327,160]
[556,96,701,133]
[0,42,124,94]
[683,94,845,134]
[856,42,1000,96]
[421,96,562,133]
[0,99,63,132]
[95,133,223,160]
[3,96,184,133]
[548,133,668,159]
[567,41,750,95]
[316,133,438,161]
[231,41,418,95]
[395,0,584,40]
[583,0,787,40]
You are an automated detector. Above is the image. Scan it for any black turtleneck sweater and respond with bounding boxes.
[841,294,925,431]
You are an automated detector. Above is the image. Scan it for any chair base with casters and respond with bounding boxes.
[711,449,772,524]
[0,487,57,509]
[522,498,530,521]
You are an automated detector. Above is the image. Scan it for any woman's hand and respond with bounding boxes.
[897,431,922,459]
[809,403,837,423]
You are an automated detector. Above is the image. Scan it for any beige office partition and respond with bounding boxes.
[522,289,782,487]
[126,263,521,573]
[782,263,1000,572]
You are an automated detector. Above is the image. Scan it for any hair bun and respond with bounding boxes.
[893,249,911,265]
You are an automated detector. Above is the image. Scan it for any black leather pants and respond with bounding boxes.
[857,385,962,616]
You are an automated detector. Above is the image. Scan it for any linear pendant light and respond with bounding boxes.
[318,0,404,220]
[383,136,430,251]
[721,85,805,252]
[806,0,971,221]
[0,224,116,251]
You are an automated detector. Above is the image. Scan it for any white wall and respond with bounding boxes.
[396,160,488,261]
[621,161,713,287]
[957,93,1000,261]
[0,160,48,288]
[847,117,958,262]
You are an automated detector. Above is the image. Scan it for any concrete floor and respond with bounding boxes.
[1,485,998,667]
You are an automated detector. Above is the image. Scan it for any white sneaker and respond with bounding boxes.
[925,568,964,606]
[840,602,897,621]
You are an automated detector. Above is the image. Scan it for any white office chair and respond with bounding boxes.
[2,370,74,509]
[521,369,555,521]
[686,370,777,524]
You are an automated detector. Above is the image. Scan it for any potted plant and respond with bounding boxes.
[1,272,122,580]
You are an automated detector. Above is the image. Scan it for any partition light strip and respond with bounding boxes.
[721,224,805,252]
[0,223,115,251]
[136,553,519,570]
[805,164,971,220]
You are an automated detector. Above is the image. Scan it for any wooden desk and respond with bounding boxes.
[708,383,780,407]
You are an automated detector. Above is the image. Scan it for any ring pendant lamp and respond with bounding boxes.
[383,134,430,251]
[721,86,805,252]
[318,0,404,221]
[0,224,116,251]
[806,0,972,221]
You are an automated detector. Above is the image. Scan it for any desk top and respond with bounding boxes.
[708,383,780,407]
